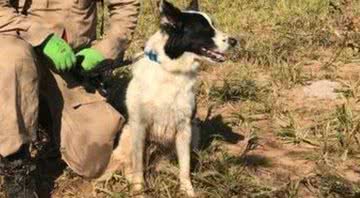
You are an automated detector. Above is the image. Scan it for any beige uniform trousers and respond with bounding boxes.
[0,35,125,178]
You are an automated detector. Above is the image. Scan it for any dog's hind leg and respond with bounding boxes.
[98,125,133,181]
[176,120,196,197]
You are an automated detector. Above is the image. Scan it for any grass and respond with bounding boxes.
[2,0,360,197]
[314,102,360,161]
[93,139,270,198]
[209,79,260,103]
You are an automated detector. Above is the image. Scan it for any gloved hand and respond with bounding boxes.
[76,48,105,72]
[42,34,76,71]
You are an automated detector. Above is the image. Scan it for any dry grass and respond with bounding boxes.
[97,0,360,197]
[2,0,360,197]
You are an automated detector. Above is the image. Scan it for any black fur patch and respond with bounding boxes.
[161,8,217,59]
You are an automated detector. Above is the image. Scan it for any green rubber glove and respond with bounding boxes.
[42,34,76,71]
[76,48,105,72]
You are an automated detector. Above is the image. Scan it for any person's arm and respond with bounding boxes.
[0,0,53,46]
[92,0,140,60]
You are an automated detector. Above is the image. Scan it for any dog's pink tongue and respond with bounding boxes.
[212,51,226,61]
[201,48,226,62]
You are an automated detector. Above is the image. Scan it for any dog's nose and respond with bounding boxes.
[228,37,238,47]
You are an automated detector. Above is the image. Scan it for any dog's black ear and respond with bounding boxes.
[159,0,182,28]
[186,0,199,11]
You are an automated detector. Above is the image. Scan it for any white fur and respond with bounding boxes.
[112,10,233,197]
[112,31,200,196]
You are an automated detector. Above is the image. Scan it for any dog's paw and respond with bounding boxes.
[180,185,196,197]
[186,190,197,197]
[132,193,146,198]
[133,194,146,198]
[131,183,146,198]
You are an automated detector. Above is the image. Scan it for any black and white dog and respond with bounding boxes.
[112,0,237,196]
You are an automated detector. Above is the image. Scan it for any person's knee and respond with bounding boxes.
[61,142,113,178]
[0,36,37,71]
[0,136,27,158]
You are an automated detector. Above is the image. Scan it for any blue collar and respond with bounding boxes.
[144,50,161,64]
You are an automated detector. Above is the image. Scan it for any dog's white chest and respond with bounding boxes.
[127,59,196,125]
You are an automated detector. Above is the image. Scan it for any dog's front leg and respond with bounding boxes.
[176,121,196,197]
[128,123,146,196]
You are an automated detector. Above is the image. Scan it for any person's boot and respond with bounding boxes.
[0,145,38,198]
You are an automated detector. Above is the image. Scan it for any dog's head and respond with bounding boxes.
[159,0,237,63]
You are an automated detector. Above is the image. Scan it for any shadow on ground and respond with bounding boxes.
[198,114,244,150]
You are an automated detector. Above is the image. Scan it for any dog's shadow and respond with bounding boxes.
[197,114,244,150]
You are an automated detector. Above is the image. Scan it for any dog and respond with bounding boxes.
[111,0,237,196]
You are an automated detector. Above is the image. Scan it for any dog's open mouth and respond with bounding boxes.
[200,48,226,62]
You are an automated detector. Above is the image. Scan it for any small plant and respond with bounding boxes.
[271,62,309,88]
[209,79,259,103]
[311,102,360,161]
[336,80,360,99]
[275,112,315,145]
[333,103,360,160]
[302,171,360,198]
